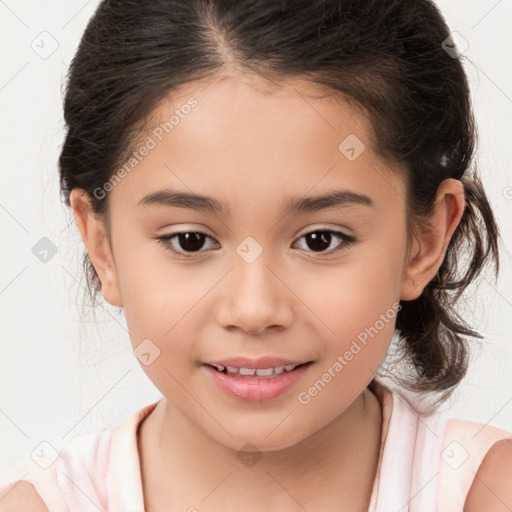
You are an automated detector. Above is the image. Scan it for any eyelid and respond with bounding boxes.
[295,223,355,238]
[157,226,356,257]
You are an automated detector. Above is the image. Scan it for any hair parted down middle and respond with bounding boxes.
[58,0,500,401]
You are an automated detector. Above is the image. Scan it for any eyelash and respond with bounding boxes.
[156,229,356,258]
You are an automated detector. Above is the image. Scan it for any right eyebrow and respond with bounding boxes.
[138,189,229,216]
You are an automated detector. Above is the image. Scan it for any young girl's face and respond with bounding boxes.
[94,74,413,450]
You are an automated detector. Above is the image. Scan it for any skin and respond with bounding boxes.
[0,482,50,512]
[67,73,468,511]
[464,439,512,511]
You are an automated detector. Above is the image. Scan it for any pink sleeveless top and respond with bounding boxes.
[6,378,512,511]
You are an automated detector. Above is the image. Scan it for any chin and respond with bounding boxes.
[206,423,309,454]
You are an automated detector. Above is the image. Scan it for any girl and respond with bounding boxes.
[2,0,511,510]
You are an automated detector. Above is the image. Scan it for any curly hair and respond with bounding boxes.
[59,0,500,400]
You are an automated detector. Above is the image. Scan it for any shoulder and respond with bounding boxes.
[0,480,49,511]
[2,428,114,512]
[437,417,512,512]
[464,438,512,512]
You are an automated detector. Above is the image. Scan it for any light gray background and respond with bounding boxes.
[1,0,511,484]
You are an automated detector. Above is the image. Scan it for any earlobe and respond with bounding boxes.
[400,178,465,301]
[69,189,123,307]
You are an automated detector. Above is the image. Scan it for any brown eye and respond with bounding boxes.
[157,231,217,255]
[157,228,355,259]
[293,230,355,255]
[304,231,332,251]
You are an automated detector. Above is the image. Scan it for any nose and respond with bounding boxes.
[216,254,294,335]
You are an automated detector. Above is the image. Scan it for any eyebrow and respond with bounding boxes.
[138,188,374,216]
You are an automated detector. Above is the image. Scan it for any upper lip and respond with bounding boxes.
[204,357,312,369]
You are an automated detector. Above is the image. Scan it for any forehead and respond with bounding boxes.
[145,73,373,160]
[110,73,405,215]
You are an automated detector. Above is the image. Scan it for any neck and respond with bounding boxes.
[139,388,382,511]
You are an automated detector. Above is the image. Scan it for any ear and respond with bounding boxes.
[69,189,123,307]
[401,178,465,301]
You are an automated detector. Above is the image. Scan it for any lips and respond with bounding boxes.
[202,359,314,402]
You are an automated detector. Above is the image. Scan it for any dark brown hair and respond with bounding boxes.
[59,0,500,400]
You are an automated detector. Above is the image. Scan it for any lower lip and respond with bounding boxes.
[202,363,312,403]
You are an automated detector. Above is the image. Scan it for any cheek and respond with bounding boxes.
[115,236,204,335]
[292,263,400,425]
[299,250,403,339]
[292,236,405,378]
[115,240,220,387]
[117,252,207,396]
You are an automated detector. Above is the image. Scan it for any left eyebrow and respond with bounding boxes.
[138,188,374,216]
[285,190,374,214]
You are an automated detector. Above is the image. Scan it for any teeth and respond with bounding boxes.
[239,367,256,376]
[215,363,302,377]
[255,368,274,377]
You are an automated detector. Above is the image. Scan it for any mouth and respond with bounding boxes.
[205,362,312,378]
[202,361,314,402]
